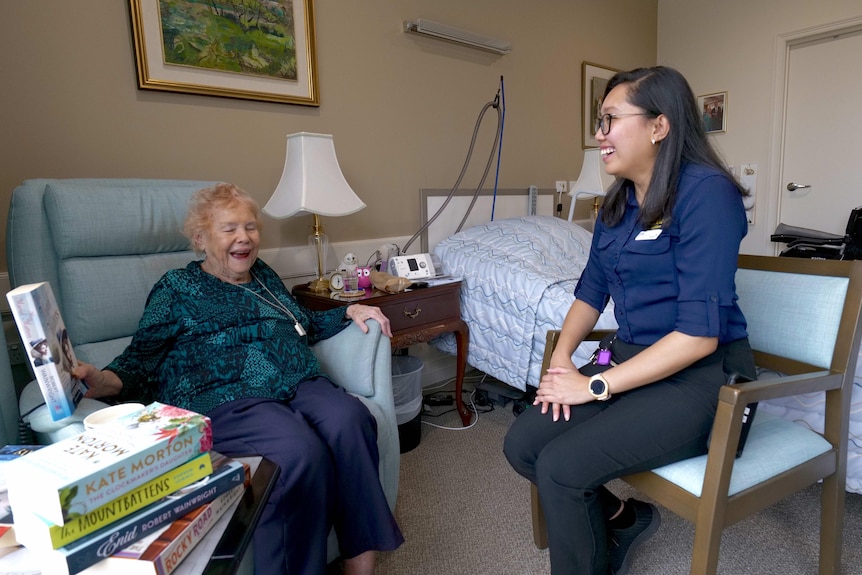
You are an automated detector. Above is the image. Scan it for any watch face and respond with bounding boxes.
[589,377,607,397]
[329,272,344,291]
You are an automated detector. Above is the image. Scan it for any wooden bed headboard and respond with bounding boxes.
[418,187,557,253]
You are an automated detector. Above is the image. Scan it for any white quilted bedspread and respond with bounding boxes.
[433,216,617,391]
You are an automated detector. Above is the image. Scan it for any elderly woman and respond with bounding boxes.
[74,183,403,575]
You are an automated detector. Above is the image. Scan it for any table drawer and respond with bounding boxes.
[381,289,459,333]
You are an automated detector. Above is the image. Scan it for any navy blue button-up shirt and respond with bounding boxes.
[575,162,749,346]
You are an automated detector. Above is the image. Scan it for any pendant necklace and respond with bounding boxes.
[235,271,306,337]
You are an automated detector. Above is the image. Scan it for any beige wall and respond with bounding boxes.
[657,0,862,255]
[0,0,657,273]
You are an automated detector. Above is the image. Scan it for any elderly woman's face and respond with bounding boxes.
[199,202,260,284]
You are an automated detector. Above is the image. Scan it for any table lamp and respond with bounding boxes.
[567,148,615,223]
[263,132,366,292]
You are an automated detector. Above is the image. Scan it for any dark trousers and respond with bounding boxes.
[503,338,754,575]
[207,377,404,575]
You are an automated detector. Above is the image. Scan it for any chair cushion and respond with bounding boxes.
[39,180,215,345]
[735,268,847,369]
[651,411,832,497]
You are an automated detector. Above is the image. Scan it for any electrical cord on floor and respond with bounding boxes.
[420,372,494,431]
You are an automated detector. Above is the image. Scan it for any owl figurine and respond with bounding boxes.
[356,266,373,289]
[340,252,358,273]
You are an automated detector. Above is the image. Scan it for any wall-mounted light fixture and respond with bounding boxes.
[403,18,511,55]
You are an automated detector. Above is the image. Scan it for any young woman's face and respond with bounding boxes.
[199,202,260,284]
[596,84,660,196]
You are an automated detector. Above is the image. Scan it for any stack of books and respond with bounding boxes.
[3,402,250,575]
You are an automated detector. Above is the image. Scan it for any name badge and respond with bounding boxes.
[635,229,662,241]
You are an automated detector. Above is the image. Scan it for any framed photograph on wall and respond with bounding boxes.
[129,0,319,106]
[698,92,727,133]
[582,62,619,149]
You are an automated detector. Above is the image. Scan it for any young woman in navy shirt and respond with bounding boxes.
[504,66,755,575]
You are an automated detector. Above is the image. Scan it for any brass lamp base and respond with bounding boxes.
[308,277,330,292]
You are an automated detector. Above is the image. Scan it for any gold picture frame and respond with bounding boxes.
[129,0,319,106]
[582,62,619,149]
[698,91,727,133]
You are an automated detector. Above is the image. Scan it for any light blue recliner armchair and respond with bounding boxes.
[5,179,399,562]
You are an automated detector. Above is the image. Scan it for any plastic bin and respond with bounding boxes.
[391,355,423,453]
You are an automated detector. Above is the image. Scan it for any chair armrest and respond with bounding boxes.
[20,378,110,442]
[312,320,390,399]
[718,370,840,406]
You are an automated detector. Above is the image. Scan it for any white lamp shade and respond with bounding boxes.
[568,148,615,199]
[263,132,366,219]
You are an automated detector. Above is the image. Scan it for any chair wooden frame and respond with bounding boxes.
[530,255,862,574]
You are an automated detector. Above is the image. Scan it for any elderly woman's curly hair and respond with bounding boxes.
[183,183,263,255]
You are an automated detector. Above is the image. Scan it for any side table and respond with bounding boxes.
[293,282,472,426]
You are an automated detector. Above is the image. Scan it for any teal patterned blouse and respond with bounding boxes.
[107,259,351,415]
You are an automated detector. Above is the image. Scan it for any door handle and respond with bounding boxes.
[786,182,812,191]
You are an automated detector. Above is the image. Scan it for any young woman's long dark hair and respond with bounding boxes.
[599,66,745,228]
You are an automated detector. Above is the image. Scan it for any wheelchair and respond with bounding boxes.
[771,205,862,260]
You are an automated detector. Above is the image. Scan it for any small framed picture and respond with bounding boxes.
[698,92,727,134]
[582,62,620,149]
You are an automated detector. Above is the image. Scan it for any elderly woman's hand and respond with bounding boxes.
[346,304,393,338]
[73,362,123,399]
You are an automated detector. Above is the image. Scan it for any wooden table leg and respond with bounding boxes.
[452,319,471,426]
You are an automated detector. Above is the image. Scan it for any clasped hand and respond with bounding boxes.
[533,365,593,422]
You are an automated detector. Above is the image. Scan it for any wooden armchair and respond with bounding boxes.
[530,255,862,574]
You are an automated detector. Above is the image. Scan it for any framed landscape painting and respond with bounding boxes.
[582,62,619,149]
[129,0,319,106]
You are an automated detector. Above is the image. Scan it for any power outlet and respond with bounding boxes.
[555,181,568,193]
[7,342,26,366]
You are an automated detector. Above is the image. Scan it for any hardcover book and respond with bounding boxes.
[6,403,212,526]
[6,282,87,421]
[13,452,215,550]
[37,458,248,575]
[74,484,246,575]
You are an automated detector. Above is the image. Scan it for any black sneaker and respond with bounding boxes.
[609,499,661,575]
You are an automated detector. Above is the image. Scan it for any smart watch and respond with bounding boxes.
[588,373,612,401]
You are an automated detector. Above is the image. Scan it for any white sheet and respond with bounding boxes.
[433,216,617,391]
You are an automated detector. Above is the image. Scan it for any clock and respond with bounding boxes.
[329,271,345,291]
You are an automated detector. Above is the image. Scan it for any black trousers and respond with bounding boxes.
[208,378,404,575]
[503,337,754,575]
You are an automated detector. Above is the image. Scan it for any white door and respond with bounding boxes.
[779,28,862,237]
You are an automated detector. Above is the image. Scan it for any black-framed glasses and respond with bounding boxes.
[597,113,649,135]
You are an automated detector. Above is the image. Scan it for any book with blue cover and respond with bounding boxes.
[38,455,248,575]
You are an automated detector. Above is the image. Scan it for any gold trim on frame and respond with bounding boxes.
[129,0,319,106]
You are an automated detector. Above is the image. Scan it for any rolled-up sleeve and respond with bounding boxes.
[672,173,748,338]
